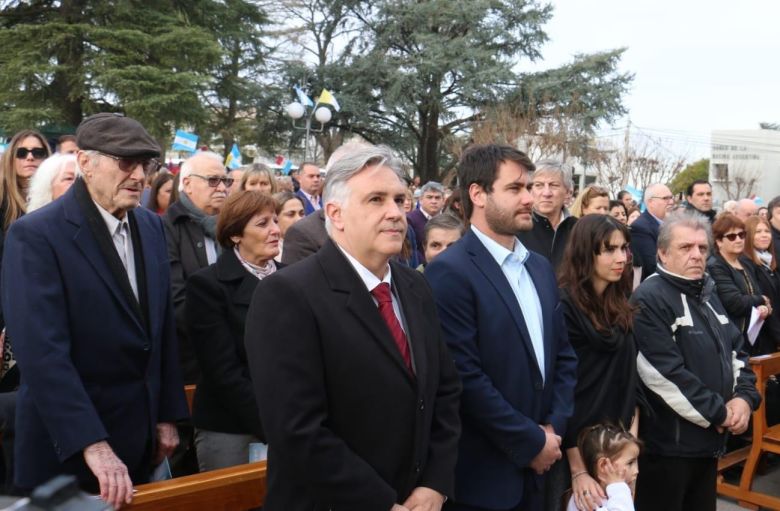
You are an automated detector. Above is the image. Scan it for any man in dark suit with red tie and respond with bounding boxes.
[245,143,461,511]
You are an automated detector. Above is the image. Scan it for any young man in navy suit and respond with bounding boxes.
[426,144,577,511]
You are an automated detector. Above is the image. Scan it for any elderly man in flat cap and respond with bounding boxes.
[1,113,188,508]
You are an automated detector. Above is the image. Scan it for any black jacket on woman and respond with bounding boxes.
[560,289,637,449]
[185,248,282,441]
[743,258,780,355]
[707,254,766,352]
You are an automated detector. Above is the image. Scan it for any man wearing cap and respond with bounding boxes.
[1,113,188,509]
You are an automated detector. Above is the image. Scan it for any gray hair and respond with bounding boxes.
[323,144,406,234]
[657,209,712,253]
[644,183,667,203]
[424,212,466,244]
[533,160,574,191]
[28,153,77,212]
[420,181,445,195]
[178,151,224,191]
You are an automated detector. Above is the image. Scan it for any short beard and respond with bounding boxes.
[485,195,532,235]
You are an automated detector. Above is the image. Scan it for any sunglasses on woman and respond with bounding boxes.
[99,153,162,175]
[15,147,48,160]
[721,231,746,241]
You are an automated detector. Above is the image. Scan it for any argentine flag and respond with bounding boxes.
[294,85,315,108]
[225,144,242,170]
[172,130,198,152]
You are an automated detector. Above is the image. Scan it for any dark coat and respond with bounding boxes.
[425,229,578,509]
[406,208,428,264]
[772,225,780,261]
[163,199,210,384]
[630,210,661,281]
[280,209,327,266]
[2,179,188,490]
[516,210,577,271]
[185,250,284,440]
[707,253,765,336]
[245,239,461,511]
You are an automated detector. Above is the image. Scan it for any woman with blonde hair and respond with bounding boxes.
[570,185,610,218]
[239,164,278,195]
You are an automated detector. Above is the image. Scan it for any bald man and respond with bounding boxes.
[632,184,674,281]
[735,198,758,221]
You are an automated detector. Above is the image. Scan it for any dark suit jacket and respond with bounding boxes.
[406,208,428,263]
[296,190,322,216]
[163,199,210,384]
[185,250,284,440]
[2,179,187,490]
[425,230,577,509]
[280,209,327,265]
[630,210,661,281]
[245,239,461,511]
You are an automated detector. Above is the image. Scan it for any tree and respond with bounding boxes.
[669,158,709,195]
[0,0,221,141]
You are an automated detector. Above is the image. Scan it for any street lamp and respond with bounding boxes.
[286,101,333,161]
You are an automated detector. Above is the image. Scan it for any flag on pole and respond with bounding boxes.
[317,89,340,112]
[281,159,293,175]
[171,130,198,152]
[294,85,314,108]
[225,144,242,169]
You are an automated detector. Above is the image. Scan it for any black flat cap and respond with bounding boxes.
[76,113,161,158]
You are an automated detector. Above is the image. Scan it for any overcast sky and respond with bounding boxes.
[532,0,780,160]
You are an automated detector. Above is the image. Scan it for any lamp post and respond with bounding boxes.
[286,101,332,161]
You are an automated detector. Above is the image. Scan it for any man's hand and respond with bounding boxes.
[391,505,410,511]
[529,425,562,475]
[83,441,133,509]
[725,397,752,435]
[153,422,179,465]
[402,487,446,511]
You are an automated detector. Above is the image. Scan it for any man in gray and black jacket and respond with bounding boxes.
[631,210,760,511]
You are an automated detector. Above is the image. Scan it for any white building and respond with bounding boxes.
[710,129,780,204]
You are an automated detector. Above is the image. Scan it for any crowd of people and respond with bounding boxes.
[0,114,774,511]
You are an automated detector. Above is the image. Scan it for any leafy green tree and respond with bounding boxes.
[0,0,221,140]
[670,158,710,195]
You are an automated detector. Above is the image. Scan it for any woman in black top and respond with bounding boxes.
[555,215,638,511]
[707,213,771,356]
[185,191,282,471]
[741,216,780,354]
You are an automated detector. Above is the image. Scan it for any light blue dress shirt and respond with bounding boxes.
[471,225,545,381]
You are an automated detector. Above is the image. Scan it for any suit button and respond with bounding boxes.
[143,344,150,351]
[415,461,421,473]
[419,400,425,411]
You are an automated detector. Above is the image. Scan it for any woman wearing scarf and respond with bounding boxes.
[742,216,780,355]
[184,191,282,471]
[550,215,639,511]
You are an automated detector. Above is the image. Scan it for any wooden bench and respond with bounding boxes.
[126,460,267,511]
[184,384,196,415]
[717,352,780,510]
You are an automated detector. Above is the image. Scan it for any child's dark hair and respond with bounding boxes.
[577,423,642,480]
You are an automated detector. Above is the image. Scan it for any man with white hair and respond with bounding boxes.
[632,183,675,281]
[246,144,461,511]
[734,198,758,221]
[163,151,230,385]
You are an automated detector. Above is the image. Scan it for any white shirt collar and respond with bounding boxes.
[336,243,392,292]
[93,200,127,235]
[470,224,529,267]
[301,189,319,203]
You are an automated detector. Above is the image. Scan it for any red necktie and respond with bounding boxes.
[371,283,413,373]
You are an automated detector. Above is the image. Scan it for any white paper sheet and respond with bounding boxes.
[747,306,764,346]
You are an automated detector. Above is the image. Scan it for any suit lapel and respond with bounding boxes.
[524,256,553,379]
[131,210,158,336]
[318,240,415,385]
[67,180,146,334]
[465,231,543,379]
[218,249,260,306]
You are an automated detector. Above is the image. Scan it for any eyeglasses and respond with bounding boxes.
[651,195,675,202]
[721,231,746,242]
[99,153,161,175]
[15,147,48,160]
[189,174,234,188]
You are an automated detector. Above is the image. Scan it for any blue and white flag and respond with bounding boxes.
[294,85,314,108]
[281,159,293,175]
[225,144,242,169]
[172,130,198,153]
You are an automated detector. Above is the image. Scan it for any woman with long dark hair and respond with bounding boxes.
[553,215,639,511]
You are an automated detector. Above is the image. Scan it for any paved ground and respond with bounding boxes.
[717,463,780,510]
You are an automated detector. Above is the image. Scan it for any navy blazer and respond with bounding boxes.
[2,180,188,490]
[295,190,322,216]
[425,230,577,509]
[406,209,427,263]
[630,210,661,281]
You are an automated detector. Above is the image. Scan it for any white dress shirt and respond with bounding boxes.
[94,202,138,300]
